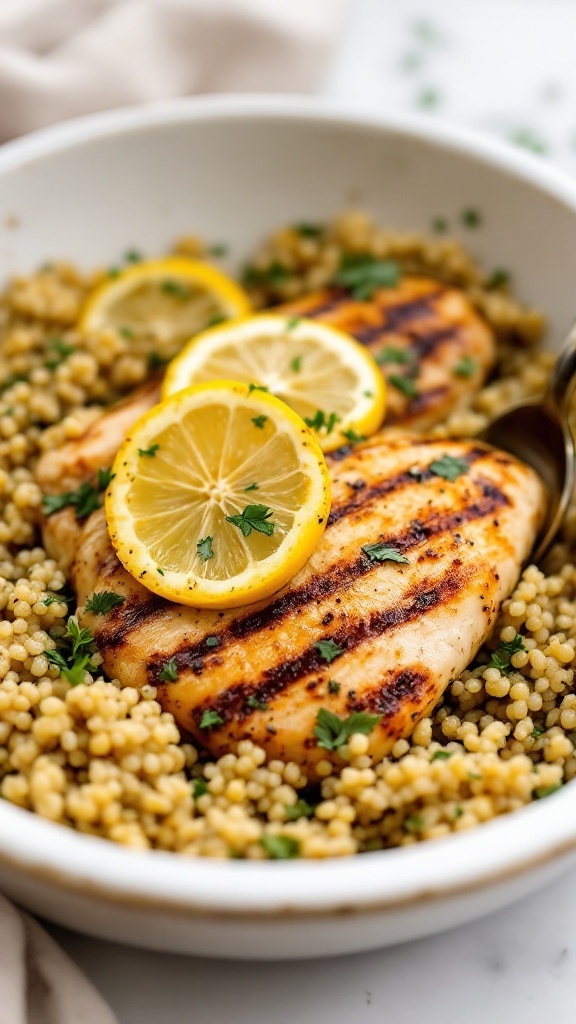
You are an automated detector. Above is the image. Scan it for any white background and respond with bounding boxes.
[48,1,576,1019]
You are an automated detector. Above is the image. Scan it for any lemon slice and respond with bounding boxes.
[162,313,386,452]
[105,381,331,608]
[79,257,251,363]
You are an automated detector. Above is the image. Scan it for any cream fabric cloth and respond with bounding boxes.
[0,2,343,1020]
[0,0,344,141]
[0,896,117,1024]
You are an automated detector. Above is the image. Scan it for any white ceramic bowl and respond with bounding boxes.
[1,96,576,961]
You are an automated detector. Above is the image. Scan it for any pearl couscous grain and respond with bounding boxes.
[0,215,570,858]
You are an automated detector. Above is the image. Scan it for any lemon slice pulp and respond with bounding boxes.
[79,257,251,363]
[105,381,331,608]
[162,313,385,452]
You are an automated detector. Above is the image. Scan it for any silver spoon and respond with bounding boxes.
[481,322,576,564]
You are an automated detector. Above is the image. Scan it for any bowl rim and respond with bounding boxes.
[2,93,576,918]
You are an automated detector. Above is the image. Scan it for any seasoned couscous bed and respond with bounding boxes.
[0,212,572,859]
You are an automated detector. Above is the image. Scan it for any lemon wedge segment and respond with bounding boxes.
[162,313,386,452]
[105,381,331,608]
[78,257,251,363]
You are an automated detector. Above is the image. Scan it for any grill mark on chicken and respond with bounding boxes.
[184,567,468,728]
[394,386,450,422]
[145,486,508,679]
[326,446,487,526]
[348,667,432,718]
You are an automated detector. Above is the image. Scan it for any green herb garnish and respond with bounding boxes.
[225,504,275,537]
[286,317,301,331]
[315,640,345,664]
[376,346,412,366]
[314,707,381,751]
[260,835,301,859]
[531,724,545,739]
[137,444,160,457]
[328,679,341,694]
[193,777,208,798]
[404,813,425,833]
[208,244,228,257]
[45,615,98,686]
[333,254,400,301]
[431,750,452,761]
[205,636,220,648]
[304,409,340,435]
[429,454,468,481]
[509,128,548,155]
[488,633,527,672]
[461,208,482,228]
[85,591,126,614]
[199,709,224,729]
[43,593,65,607]
[159,657,178,682]
[125,249,142,263]
[341,428,366,445]
[244,482,259,492]
[486,268,510,289]
[534,784,562,799]
[251,415,268,429]
[120,326,134,340]
[149,351,168,370]
[197,536,214,561]
[161,279,192,298]
[389,374,419,398]
[42,468,111,520]
[416,87,441,109]
[246,695,269,711]
[294,222,323,238]
[242,261,291,287]
[453,355,476,378]
[361,543,409,564]
[248,383,269,394]
[44,337,74,369]
[285,800,314,821]
[432,216,449,234]
[290,354,303,372]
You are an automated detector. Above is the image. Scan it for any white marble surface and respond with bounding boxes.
[45,0,576,1019]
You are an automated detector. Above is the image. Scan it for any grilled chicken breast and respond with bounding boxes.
[65,433,544,776]
[279,276,496,429]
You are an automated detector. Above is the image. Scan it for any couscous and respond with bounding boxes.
[0,212,571,859]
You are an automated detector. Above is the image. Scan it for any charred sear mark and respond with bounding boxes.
[146,483,508,685]
[348,667,431,717]
[393,386,450,421]
[187,568,468,729]
[327,447,487,527]
[95,592,167,649]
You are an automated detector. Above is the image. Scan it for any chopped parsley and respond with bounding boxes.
[242,261,291,287]
[416,87,441,109]
[293,222,324,238]
[314,707,381,751]
[207,314,226,328]
[341,428,366,445]
[432,216,449,234]
[44,337,74,370]
[193,777,208,798]
[248,383,269,394]
[431,750,453,762]
[328,679,341,694]
[486,268,510,290]
[156,567,165,576]
[315,639,345,664]
[120,326,134,340]
[161,279,192,299]
[159,657,178,682]
[208,243,228,257]
[149,351,169,371]
[42,466,112,520]
[225,504,275,537]
[488,633,527,672]
[389,374,419,399]
[290,354,303,372]
[376,346,412,366]
[453,355,476,378]
[454,806,464,819]
[286,317,301,331]
[285,799,315,821]
[124,249,142,263]
[197,536,214,561]
[244,482,259,492]
[429,453,468,481]
[260,835,301,859]
[361,543,409,564]
[85,591,126,614]
[45,615,98,686]
[137,443,160,457]
[251,415,268,429]
[531,723,545,739]
[43,593,65,607]
[404,813,425,833]
[509,127,548,155]
[199,709,224,729]
[246,695,269,711]
[205,636,220,648]
[304,409,340,435]
[333,253,400,301]
[461,208,482,228]
[534,784,562,799]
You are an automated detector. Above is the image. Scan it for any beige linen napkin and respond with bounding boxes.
[0,2,344,1019]
[0,0,344,141]
[0,895,117,1024]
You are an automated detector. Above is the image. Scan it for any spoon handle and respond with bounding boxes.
[547,318,576,419]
